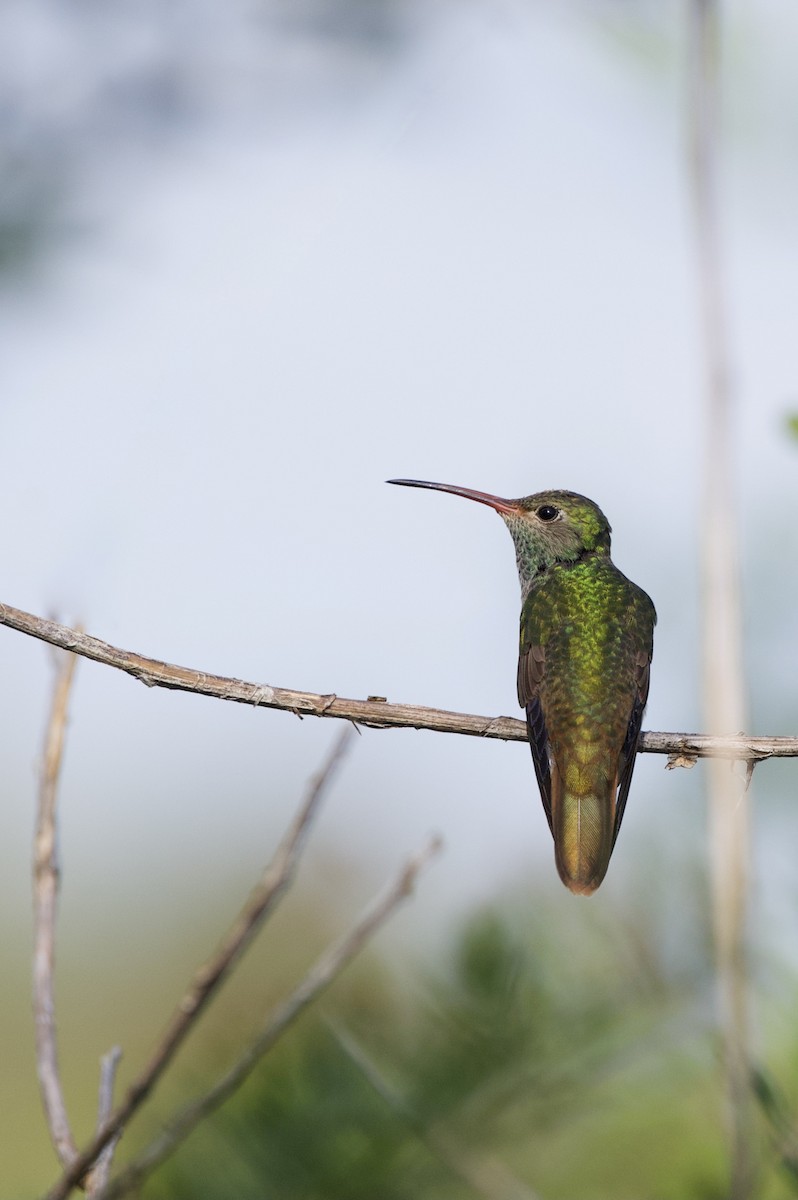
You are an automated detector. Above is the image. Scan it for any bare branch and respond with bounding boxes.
[53,835,441,1200]
[33,646,80,1169]
[687,0,755,1192]
[0,602,795,761]
[85,1048,123,1198]
[326,1018,543,1200]
[40,728,352,1200]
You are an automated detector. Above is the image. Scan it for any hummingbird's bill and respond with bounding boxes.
[387,479,522,516]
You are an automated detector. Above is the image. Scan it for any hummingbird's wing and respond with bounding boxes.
[517,644,553,833]
[517,616,653,850]
[611,648,652,845]
[517,570,655,893]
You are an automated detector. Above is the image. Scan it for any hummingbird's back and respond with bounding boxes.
[517,555,655,894]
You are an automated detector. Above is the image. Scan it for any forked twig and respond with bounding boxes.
[50,835,441,1200]
[41,727,353,1200]
[33,647,80,1169]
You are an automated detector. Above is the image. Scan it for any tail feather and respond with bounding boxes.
[550,761,617,895]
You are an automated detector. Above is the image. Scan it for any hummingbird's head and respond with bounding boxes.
[387,481,611,597]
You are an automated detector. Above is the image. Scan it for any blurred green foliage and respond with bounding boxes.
[139,896,798,1200]
[785,413,798,442]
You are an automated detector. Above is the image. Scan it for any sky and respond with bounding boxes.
[1,0,798,1182]
[1,0,796,928]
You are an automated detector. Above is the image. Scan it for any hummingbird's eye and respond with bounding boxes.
[536,505,560,522]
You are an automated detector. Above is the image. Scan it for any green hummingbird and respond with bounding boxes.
[388,480,656,895]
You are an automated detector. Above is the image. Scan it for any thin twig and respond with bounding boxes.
[687,1,755,1194]
[63,835,441,1200]
[0,602,794,761]
[41,728,353,1200]
[85,1048,123,1198]
[33,647,80,1169]
[326,1018,542,1200]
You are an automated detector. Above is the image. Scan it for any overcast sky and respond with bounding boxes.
[1,0,797,1050]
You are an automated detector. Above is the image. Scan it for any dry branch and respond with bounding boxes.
[85,1048,123,1198]
[687,0,755,1192]
[40,727,353,1200]
[33,647,80,1169]
[61,835,441,1200]
[0,602,795,762]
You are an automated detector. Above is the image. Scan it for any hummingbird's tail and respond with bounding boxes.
[549,761,616,895]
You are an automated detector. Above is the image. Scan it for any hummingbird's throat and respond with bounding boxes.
[501,514,597,600]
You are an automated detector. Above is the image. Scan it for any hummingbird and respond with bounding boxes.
[388,480,656,895]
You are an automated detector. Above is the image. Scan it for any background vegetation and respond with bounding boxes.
[2,1,798,1196]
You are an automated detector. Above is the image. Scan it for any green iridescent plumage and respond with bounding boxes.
[510,493,655,893]
[389,480,656,895]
